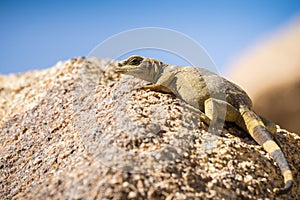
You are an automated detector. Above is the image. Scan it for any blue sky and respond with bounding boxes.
[0,0,300,74]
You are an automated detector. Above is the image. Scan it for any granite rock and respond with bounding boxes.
[0,57,299,199]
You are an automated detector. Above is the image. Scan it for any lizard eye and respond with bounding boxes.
[128,56,143,66]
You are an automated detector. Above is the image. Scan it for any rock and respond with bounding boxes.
[227,16,300,133]
[0,57,299,199]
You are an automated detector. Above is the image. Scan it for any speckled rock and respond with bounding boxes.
[0,57,299,199]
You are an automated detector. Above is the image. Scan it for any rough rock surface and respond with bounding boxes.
[227,17,300,133]
[0,57,299,199]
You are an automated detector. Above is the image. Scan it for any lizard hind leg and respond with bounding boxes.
[259,115,277,134]
[204,98,245,128]
[204,98,234,133]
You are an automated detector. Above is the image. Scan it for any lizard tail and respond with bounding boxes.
[239,105,293,194]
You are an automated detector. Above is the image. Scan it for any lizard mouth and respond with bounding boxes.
[115,66,129,73]
[115,67,126,73]
[116,63,137,74]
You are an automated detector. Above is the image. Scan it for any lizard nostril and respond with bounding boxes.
[118,63,122,67]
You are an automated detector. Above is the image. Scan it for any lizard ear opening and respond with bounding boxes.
[127,56,144,66]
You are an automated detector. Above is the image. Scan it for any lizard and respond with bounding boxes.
[115,55,293,195]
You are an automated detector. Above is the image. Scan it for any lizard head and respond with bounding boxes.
[116,55,164,83]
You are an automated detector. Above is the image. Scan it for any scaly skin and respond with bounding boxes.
[116,55,293,194]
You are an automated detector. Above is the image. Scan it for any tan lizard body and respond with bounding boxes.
[116,55,293,194]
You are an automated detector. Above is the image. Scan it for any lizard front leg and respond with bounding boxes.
[141,84,173,93]
[141,71,176,94]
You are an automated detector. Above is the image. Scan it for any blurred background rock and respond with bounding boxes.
[227,16,300,133]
